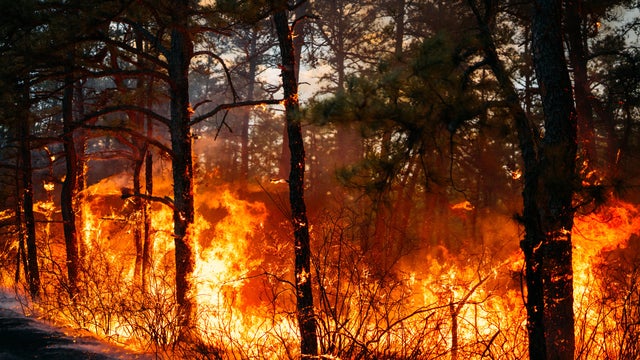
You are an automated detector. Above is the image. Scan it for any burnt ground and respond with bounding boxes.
[0,296,152,360]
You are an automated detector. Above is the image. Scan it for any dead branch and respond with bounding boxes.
[121,191,174,211]
[190,99,283,126]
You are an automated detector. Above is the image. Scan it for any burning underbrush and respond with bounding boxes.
[2,171,640,359]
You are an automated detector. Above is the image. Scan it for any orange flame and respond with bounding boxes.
[25,167,640,358]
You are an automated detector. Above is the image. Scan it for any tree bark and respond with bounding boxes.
[17,87,40,299]
[133,150,145,283]
[466,1,546,357]
[19,119,39,300]
[61,59,80,299]
[564,0,596,169]
[532,1,577,358]
[169,0,196,330]
[471,0,578,355]
[136,32,154,292]
[15,162,26,285]
[142,120,154,292]
[273,7,319,358]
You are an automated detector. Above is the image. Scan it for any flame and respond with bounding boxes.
[21,165,640,358]
[43,181,55,192]
[570,199,640,357]
[451,200,473,211]
[58,171,300,357]
[511,169,522,180]
[192,189,265,312]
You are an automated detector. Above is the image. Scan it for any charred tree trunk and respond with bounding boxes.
[18,110,39,300]
[61,60,80,298]
[450,299,459,360]
[277,1,307,180]
[109,42,148,284]
[532,1,577,358]
[13,123,32,294]
[273,7,319,358]
[73,80,88,262]
[142,124,154,292]
[133,150,145,283]
[564,0,596,169]
[16,83,40,299]
[15,162,26,285]
[137,33,154,291]
[466,1,546,357]
[169,2,196,330]
[142,89,155,289]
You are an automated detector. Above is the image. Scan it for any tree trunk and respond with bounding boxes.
[168,1,196,330]
[15,162,26,285]
[278,1,308,181]
[73,80,88,262]
[15,80,40,300]
[241,29,258,187]
[61,60,80,298]
[137,32,154,292]
[273,7,319,358]
[466,1,546,357]
[142,123,154,292]
[109,39,149,285]
[532,0,577,358]
[133,151,145,283]
[18,110,39,300]
[564,0,597,169]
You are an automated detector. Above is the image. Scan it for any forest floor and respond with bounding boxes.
[0,291,153,360]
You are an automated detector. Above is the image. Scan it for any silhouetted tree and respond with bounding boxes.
[273,2,319,357]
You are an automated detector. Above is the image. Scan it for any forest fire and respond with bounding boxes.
[19,171,637,359]
[0,1,638,359]
[49,174,297,356]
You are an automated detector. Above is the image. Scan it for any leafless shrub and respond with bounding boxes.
[310,208,528,360]
[577,235,640,360]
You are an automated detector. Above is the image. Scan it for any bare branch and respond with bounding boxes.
[462,59,489,90]
[192,50,239,100]
[121,191,175,211]
[214,110,232,140]
[86,34,169,70]
[190,99,283,126]
[81,105,171,127]
[192,99,212,110]
[191,25,233,37]
[80,68,170,83]
[82,124,173,158]
[112,17,170,58]
[291,13,318,29]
